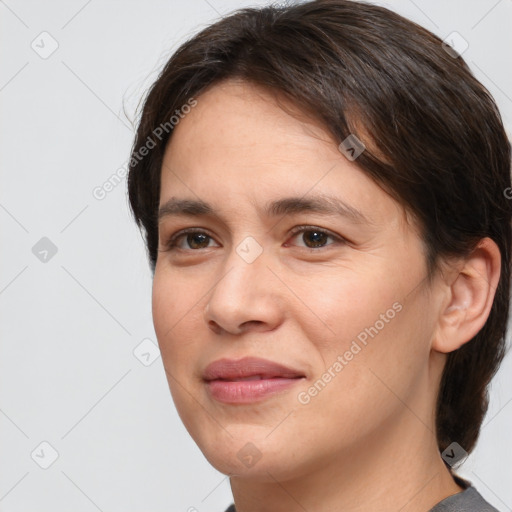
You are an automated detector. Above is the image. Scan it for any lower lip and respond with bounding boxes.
[205,377,304,404]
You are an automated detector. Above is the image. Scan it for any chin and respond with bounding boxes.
[196,433,306,483]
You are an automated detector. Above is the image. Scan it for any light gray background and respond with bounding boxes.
[1,1,511,511]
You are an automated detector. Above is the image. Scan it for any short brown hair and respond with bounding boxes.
[127,0,512,455]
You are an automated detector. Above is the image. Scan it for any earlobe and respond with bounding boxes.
[433,237,501,354]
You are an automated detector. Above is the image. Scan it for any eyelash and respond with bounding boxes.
[162,225,346,252]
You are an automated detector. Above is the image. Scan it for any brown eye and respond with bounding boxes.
[287,226,342,249]
[163,229,219,251]
[186,233,211,249]
[301,230,330,248]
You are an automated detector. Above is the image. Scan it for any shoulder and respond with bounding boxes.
[223,477,500,512]
[429,475,500,512]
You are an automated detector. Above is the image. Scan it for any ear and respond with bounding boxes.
[433,237,501,353]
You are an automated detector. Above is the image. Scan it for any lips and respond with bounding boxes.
[202,356,305,382]
[203,357,306,404]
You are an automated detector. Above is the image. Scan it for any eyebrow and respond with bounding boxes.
[158,195,372,225]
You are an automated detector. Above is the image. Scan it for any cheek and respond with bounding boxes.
[293,265,431,397]
[292,267,400,349]
[152,276,174,351]
[151,272,204,420]
[152,265,203,332]
[151,270,201,366]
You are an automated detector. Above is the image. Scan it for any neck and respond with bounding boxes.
[229,411,463,512]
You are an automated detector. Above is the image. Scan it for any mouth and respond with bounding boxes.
[218,375,281,381]
[202,356,305,381]
[202,356,306,404]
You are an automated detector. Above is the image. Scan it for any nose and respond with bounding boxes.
[204,244,284,336]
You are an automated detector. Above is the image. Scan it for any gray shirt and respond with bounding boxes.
[430,478,499,512]
[223,477,499,511]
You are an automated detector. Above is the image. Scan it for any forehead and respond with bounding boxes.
[168,79,331,162]
[160,79,413,233]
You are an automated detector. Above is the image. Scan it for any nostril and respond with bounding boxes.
[240,320,265,331]
[207,319,265,336]
[207,320,224,335]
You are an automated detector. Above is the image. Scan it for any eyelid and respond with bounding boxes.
[161,227,220,252]
[286,225,346,247]
[161,224,347,253]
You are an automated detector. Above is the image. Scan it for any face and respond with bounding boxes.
[153,79,442,482]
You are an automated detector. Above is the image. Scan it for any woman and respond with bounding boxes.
[127,1,510,510]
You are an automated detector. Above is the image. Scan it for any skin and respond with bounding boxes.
[152,79,501,512]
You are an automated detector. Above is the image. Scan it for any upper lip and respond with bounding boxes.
[202,357,305,381]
